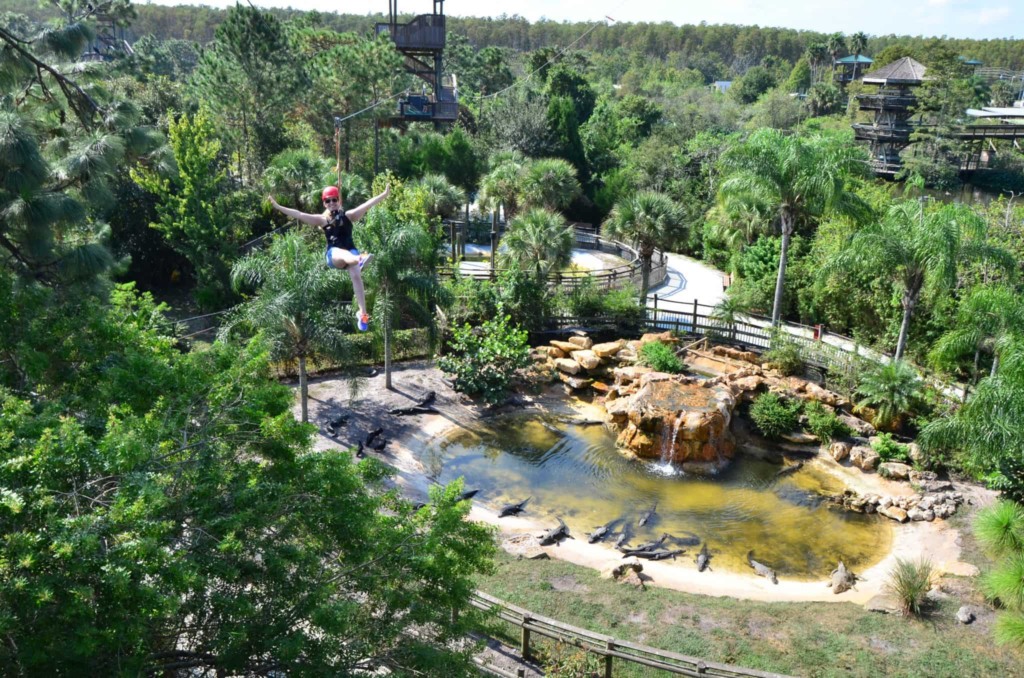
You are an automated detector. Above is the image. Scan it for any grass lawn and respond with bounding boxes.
[474,549,1023,677]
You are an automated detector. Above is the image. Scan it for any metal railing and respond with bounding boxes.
[374,14,446,50]
[470,591,793,678]
[440,222,668,292]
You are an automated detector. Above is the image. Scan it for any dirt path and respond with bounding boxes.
[295,361,986,604]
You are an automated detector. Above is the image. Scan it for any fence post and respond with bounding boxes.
[604,640,614,678]
[692,299,699,335]
[521,615,531,660]
[449,221,458,265]
[490,211,498,281]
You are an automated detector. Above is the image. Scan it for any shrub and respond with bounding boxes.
[763,331,804,376]
[749,392,801,439]
[886,558,933,616]
[975,500,1024,649]
[556,277,644,329]
[437,313,531,405]
[872,432,910,463]
[804,401,851,443]
[638,341,685,373]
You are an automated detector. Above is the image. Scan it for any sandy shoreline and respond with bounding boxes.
[299,360,986,604]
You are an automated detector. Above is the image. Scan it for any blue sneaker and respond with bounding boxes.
[358,253,373,271]
[357,312,370,332]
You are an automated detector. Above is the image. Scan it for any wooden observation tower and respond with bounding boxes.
[852,57,927,176]
[376,1,458,122]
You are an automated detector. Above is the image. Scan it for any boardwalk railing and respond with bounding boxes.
[440,221,667,292]
[470,590,793,678]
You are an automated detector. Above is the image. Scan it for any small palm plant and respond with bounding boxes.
[886,558,933,617]
[856,360,922,431]
[501,208,573,280]
[976,500,1024,649]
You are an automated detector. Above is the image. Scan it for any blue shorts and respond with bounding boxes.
[326,247,360,269]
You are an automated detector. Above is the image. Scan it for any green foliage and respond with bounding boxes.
[886,558,933,617]
[749,392,801,439]
[501,207,573,278]
[730,66,776,104]
[975,501,1024,558]
[131,110,238,309]
[804,401,850,443]
[438,314,531,405]
[856,360,923,431]
[638,341,685,373]
[872,432,911,463]
[556,278,643,329]
[0,281,496,674]
[975,500,1024,649]
[605,190,684,299]
[763,331,804,376]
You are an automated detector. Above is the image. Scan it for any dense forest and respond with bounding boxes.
[2,0,1024,673]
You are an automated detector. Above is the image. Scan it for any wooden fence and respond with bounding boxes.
[470,591,793,678]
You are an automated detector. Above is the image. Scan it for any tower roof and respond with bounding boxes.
[862,57,927,85]
[836,54,874,64]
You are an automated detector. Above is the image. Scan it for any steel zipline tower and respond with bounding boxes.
[376,0,458,123]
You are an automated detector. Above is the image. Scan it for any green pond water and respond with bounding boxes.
[422,413,892,579]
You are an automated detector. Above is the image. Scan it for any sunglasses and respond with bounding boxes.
[324,197,339,204]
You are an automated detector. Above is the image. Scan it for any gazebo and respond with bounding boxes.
[852,57,928,176]
[833,54,874,84]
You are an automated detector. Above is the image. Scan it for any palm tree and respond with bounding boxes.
[827,200,1013,360]
[520,157,582,213]
[605,191,682,300]
[356,184,442,389]
[227,232,351,422]
[479,151,526,220]
[920,339,1024,502]
[262,149,334,212]
[849,31,868,81]
[930,285,1024,382]
[414,173,465,221]
[804,43,829,84]
[826,32,846,78]
[501,208,573,279]
[856,360,922,431]
[710,294,750,342]
[718,129,869,326]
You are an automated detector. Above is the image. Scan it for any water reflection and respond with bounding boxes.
[423,413,892,579]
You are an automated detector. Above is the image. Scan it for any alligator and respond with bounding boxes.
[539,518,572,546]
[828,561,858,594]
[587,518,621,543]
[638,503,658,527]
[775,461,804,477]
[747,551,779,584]
[497,497,530,518]
[696,543,712,572]
[613,524,633,549]
[633,549,684,561]
[456,489,480,503]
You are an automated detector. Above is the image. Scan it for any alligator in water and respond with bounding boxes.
[775,461,804,478]
[613,524,633,549]
[638,503,658,527]
[539,518,572,546]
[747,551,779,584]
[497,497,530,518]
[696,543,712,572]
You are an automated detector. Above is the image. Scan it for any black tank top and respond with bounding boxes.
[323,210,356,250]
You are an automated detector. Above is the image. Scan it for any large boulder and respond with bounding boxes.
[830,440,852,462]
[550,340,579,354]
[567,335,593,350]
[571,349,601,371]
[850,445,880,471]
[593,340,625,358]
[879,462,913,481]
[839,412,876,437]
[878,505,909,523]
[554,358,581,375]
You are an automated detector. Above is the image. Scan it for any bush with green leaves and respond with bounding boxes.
[856,360,923,431]
[556,277,643,329]
[975,500,1024,649]
[763,331,804,376]
[886,558,933,617]
[638,341,685,373]
[749,392,802,439]
[872,432,911,463]
[804,401,851,443]
[438,313,531,405]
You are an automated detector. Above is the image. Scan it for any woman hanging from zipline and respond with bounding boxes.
[268,183,390,331]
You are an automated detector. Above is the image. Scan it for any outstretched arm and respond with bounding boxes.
[346,183,391,222]
[267,195,328,226]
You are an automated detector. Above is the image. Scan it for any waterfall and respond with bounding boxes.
[655,411,685,474]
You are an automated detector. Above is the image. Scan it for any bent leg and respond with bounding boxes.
[328,248,369,321]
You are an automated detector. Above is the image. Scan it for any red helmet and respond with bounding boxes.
[322,186,341,201]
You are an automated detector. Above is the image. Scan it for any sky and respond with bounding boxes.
[142,0,1022,40]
